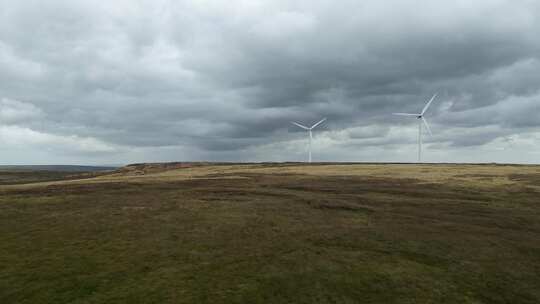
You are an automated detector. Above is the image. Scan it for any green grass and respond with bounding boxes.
[1,165,540,303]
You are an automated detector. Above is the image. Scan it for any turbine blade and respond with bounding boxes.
[310,117,327,129]
[392,113,418,116]
[421,93,437,115]
[422,117,433,136]
[291,122,310,130]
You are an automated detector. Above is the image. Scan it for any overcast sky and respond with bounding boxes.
[1,0,539,165]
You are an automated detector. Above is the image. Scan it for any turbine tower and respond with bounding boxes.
[393,94,437,162]
[291,118,326,163]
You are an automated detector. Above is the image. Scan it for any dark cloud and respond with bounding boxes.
[1,0,539,164]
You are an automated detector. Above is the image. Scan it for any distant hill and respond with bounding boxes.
[0,165,117,172]
[113,162,212,176]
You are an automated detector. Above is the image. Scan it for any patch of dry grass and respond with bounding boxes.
[1,163,539,303]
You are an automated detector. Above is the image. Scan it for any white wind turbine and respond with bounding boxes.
[393,93,437,162]
[291,118,327,163]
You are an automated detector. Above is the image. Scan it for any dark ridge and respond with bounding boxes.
[0,165,117,172]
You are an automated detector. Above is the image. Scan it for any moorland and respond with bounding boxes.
[1,163,539,303]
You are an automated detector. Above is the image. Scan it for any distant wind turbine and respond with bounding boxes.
[291,118,327,163]
[393,94,437,162]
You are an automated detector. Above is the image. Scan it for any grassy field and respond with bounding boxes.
[0,166,114,185]
[1,163,539,303]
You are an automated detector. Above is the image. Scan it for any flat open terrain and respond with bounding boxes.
[1,163,540,303]
[0,166,114,185]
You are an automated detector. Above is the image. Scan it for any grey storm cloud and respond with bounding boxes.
[0,0,539,164]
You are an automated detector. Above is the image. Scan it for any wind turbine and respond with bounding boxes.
[393,93,437,162]
[291,118,326,163]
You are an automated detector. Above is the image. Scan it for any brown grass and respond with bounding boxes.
[1,163,539,303]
